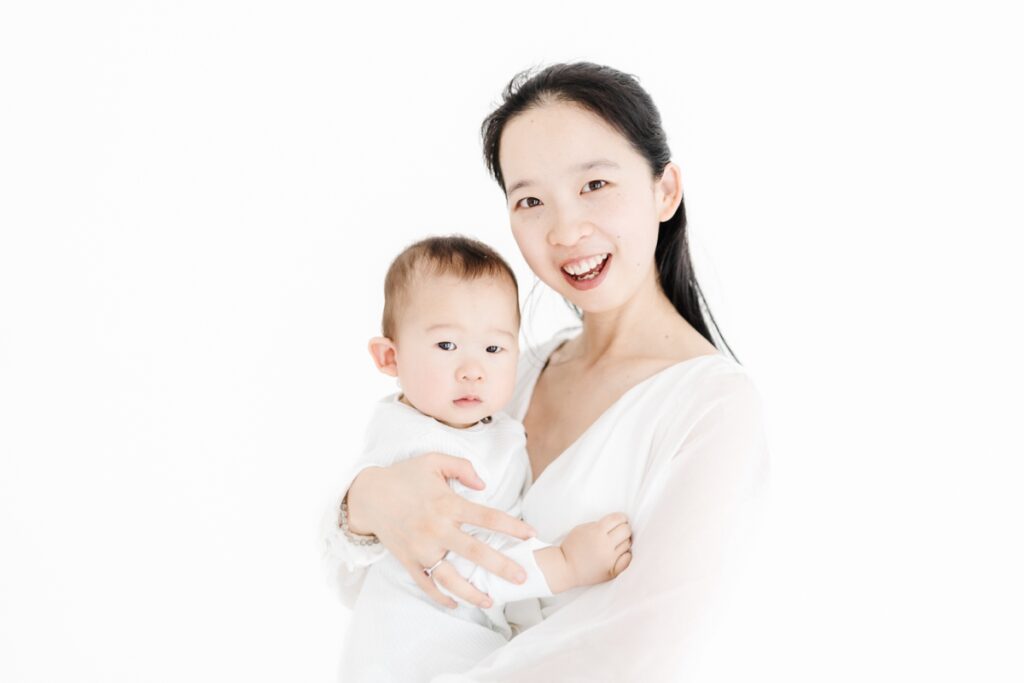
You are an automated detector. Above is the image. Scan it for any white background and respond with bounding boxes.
[2,1,1022,681]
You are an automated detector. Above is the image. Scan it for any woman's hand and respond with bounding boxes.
[345,452,538,609]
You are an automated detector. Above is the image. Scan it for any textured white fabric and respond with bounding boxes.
[325,329,770,681]
[321,396,555,614]
[328,395,557,682]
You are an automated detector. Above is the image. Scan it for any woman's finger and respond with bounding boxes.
[428,452,487,491]
[446,530,530,586]
[400,556,457,609]
[614,538,632,555]
[599,512,629,532]
[430,562,494,609]
[459,499,537,540]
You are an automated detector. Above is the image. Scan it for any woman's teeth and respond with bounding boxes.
[562,254,609,279]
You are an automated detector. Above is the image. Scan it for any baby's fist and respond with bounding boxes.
[560,512,633,588]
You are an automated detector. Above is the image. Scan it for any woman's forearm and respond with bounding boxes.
[344,465,385,536]
[321,465,391,609]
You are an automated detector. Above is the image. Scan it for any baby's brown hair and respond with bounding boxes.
[381,235,520,339]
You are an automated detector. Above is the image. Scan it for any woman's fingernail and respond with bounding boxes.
[516,571,527,583]
[481,598,493,608]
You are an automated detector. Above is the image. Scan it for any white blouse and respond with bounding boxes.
[323,328,769,681]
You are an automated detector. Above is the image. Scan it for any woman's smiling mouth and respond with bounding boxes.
[561,253,611,290]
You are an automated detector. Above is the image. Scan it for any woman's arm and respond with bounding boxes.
[327,453,540,609]
[320,461,391,608]
[431,373,769,681]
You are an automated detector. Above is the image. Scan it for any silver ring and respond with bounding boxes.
[423,557,445,578]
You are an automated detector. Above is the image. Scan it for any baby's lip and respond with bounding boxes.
[454,395,482,403]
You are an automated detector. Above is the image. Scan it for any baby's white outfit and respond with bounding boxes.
[333,394,555,682]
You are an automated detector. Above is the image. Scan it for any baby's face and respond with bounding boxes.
[392,273,520,428]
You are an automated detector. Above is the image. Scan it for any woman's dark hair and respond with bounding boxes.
[481,62,736,360]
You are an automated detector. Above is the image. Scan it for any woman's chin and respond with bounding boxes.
[550,270,624,313]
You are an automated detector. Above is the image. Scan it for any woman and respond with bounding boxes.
[325,62,769,681]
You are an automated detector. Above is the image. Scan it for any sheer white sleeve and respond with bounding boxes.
[320,461,389,609]
[430,371,770,682]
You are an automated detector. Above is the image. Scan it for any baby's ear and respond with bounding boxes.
[368,336,399,377]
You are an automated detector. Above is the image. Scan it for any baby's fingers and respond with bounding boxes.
[607,520,632,545]
[599,512,629,533]
[612,551,633,577]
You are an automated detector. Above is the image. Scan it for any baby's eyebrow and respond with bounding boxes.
[425,324,515,340]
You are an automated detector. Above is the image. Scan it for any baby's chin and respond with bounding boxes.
[402,391,513,428]
[440,393,517,428]
[438,402,493,429]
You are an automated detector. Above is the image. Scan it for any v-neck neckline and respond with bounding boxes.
[522,333,724,493]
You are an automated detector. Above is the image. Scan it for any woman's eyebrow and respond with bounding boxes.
[507,159,620,196]
[507,178,533,196]
[574,158,620,172]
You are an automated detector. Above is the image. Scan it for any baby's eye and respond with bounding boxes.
[486,345,503,354]
[437,341,456,351]
[581,179,607,193]
[515,196,542,209]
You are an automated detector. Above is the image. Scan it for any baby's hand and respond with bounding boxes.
[560,512,633,588]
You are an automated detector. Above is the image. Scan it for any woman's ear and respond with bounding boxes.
[367,337,399,377]
[655,162,684,222]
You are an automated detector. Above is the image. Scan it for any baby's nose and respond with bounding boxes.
[459,364,484,381]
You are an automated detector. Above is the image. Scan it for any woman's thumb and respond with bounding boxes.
[433,453,486,490]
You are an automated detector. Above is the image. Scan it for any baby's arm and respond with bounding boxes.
[534,512,633,593]
[449,513,633,606]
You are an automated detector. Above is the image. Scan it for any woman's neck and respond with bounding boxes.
[572,266,715,369]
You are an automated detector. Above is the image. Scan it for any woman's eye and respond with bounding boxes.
[582,179,607,193]
[515,196,542,209]
[437,341,456,351]
[486,345,502,354]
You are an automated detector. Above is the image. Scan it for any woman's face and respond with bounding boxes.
[498,101,681,314]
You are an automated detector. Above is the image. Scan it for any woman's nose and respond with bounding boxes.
[547,204,594,247]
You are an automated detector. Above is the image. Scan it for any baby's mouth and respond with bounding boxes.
[454,396,482,407]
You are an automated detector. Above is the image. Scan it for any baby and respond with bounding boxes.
[336,236,633,682]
